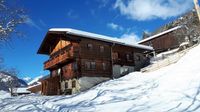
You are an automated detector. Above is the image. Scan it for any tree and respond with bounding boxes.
[0,68,20,96]
[0,0,26,43]
[0,0,26,95]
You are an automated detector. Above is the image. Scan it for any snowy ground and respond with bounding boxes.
[1,44,200,112]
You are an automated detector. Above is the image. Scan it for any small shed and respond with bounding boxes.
[11,87,31,96]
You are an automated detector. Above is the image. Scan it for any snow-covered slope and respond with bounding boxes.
[28,75,43,86]
[1,44,200,112]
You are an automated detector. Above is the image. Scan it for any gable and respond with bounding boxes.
[50,40,71,55]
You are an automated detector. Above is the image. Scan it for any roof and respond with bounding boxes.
[137,26,183,44]
[27,83,41,89]
[12,87,31,94]
[38,28,153,54]
[50,28,153,50]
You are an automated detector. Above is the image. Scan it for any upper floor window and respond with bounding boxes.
[148,41,153,47]
[126,54,130,60]
[100,46,104,52]
[126,53,133,61]
[85,62,90,70]
[135,55,141,61]
[112,52,119,60]
[87,43,93,50]
[91,62,96,69]
[102,62,106,70]
[85,61,96,70]
[73,62,78,71]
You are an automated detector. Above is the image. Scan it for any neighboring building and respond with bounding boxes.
[11,87,31,96]
[138,26,188,53]
[138,9,200,54]
[38,28,153,95]
[27,75,49,94]
[27,83,41,94]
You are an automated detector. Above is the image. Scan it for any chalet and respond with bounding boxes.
[38,28,153,95]
[138,26,189,53]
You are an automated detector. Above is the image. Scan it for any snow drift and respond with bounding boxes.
[1,44,200,112]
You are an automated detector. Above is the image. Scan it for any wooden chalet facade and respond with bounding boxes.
[38,28,153,95]
[138,26,187,53]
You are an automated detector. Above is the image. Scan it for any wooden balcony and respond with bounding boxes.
[44,46,74,70]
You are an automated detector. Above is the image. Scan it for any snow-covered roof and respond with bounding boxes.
[27,83,41,89]
[13,87,31,94]
[28,75,43,86]
[137,26,183,44]
[49,28,153,50]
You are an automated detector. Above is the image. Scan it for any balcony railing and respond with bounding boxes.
[44,45,74,69]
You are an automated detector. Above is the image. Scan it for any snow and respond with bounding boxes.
[0,91,10,99]
[180,41,190,47]
[27,83,41,89]
[23,77,32,82]
[49,28,153,50]
[78,77,110,91]
[150,48,179,62]
[14,87,31,94]
[28,75,43,85]
[138,25,183,44]
[0,72,13,83]
[1,44,200,111]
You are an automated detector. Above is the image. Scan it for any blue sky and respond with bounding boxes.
[0,0,194,81]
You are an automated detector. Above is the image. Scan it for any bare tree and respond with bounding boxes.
[0,68,20,96]
[0,0,26,43]
[0,0,26,95]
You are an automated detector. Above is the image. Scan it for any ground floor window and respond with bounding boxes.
[65,81,68,89]
[72,80,76,88]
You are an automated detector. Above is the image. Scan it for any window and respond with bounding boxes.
[87,43,93,50]
[102,63,106,70]
[100,46,104,52]
[135,55,141,61]
[91,62,96,69]
[72,80,76,88]
[52,70,56,76]
[112,52,119,60]
[148,41,153,47]
[85,62,91,70]
[126,53,132,61]
[65,82,68,89]
[126,54,130,60]
[85,61,96,70]
[73,62,78,71]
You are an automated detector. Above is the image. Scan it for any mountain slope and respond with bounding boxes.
[0,72,27,91]
[1,44,200,112]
